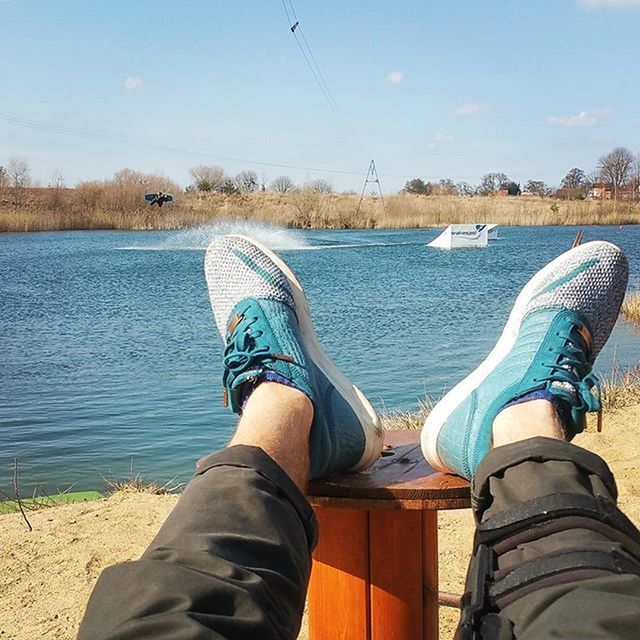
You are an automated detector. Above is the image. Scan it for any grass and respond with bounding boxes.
[601,364,640,411]
[381,361,640,430]
[622,291,640,327]
[100,471,184,495]
[3,187,640,232]
[0,490,103,515]
[381,398,434,430]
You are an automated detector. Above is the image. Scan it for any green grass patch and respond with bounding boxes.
[0,490,103,515]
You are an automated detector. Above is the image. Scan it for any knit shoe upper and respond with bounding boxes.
[422,241,629,480]
[205,234,383,480]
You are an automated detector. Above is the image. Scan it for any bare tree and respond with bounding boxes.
[188,165,226,192]
[306,178,333,194]
[524,180,550,197]
[0,165,7,189]
[631,155,640,200]
[598,147,635,200]
[8,156,30,189]
[402,178,430,195]
[47,170,66,210]
[50,170,65,189]
[437,178,458,196]
[456,181,475,196]
[478,172,509,195]
[270,175,295,194]
[7,156,31,205]
[561,168,587,191]
[235,170,258,193]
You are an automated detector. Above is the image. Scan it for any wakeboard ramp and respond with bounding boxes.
[427,224,489,249]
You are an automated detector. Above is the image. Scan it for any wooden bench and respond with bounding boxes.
[306,430,471,640]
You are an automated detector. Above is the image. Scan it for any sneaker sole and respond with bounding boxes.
[421,241,617,472]
[220,235,383,472]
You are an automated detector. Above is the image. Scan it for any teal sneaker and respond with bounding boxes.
[204,234,383,480]
[421,241,629,480]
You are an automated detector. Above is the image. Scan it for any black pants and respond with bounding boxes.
[79,439,640,639]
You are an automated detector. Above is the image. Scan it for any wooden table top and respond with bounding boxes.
[307,430,471,511]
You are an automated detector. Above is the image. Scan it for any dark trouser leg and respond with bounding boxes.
[78,446,317,640]
[457,437,640,640]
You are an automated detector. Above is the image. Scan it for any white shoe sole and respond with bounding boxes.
[217,235,384,473]
[421,241,616,473]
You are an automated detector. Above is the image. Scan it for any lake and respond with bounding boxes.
[1,222,639,494]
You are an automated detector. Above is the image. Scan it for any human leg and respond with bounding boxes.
[458,413,640,639]
[422,241,640,638]
[78,236,383,639]
[78,385,317,640]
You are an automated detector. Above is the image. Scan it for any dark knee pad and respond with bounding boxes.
[456,438,640,639]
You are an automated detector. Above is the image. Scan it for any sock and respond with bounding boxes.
[239,371,306,410]
[499,389,572,428]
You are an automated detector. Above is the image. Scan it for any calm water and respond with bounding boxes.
[1,223,639,494]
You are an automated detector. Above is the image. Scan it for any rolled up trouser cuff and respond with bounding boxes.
[196,444,318,550]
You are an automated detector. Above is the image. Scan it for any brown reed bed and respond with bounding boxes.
[622,292,640,327]
[2,187,640,233]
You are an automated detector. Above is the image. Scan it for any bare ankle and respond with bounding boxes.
[229,382,314,489]
[492,399,566,448]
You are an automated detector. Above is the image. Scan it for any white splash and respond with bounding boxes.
[135,220,308,251]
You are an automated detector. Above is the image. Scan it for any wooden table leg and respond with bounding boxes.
[309,507,370,640]
[309,508,440,640]
[423,510,439,640]
[369,510,439,640]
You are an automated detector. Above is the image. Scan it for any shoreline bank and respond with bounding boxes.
[2,404,640,639]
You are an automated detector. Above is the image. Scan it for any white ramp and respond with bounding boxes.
[427,224,489,249]
[487,224,499,240]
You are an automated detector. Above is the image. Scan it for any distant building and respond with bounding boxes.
[588,183,639,200]
[589,183,612,199]
[496,189,509,197]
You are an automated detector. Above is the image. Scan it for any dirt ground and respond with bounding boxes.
[2,404,639,640]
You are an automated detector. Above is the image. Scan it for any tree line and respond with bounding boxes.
[186,165,335,196]
[3,145,640,204]
[402,147,640,200]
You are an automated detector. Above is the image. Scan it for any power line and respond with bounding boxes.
[279,0,370,156]
[0,112,396,177]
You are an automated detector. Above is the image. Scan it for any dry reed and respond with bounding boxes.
[602,365,640,411]
[381,399,434,431]
[3,188,640,233]
[622,292,640,327]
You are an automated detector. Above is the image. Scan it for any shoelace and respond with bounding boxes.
[222,313,296,406]
[536,326,601,413]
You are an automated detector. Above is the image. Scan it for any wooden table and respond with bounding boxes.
[306,430,471,640]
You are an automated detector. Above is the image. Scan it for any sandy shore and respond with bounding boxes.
[2,404,639,640]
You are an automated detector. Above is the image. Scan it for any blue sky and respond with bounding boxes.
[1,0,639,192]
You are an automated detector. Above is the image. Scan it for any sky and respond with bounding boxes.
[1,0,640,193]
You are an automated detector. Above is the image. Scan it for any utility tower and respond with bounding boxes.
[356,160,384,217]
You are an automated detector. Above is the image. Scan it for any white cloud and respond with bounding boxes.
[546,108,613,128]
[123,77,144,91]
[579,0,640,7]
[385,71,404,84]
[454,102,489,117]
